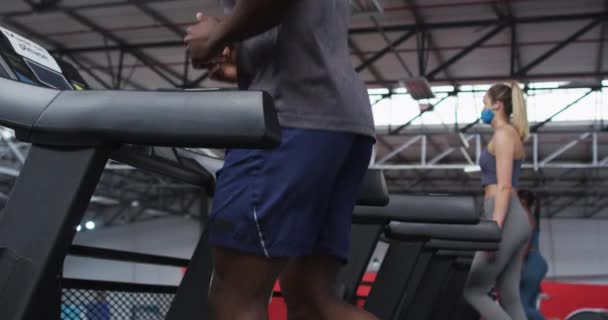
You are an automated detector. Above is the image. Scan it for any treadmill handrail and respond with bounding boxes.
[353,194,478,224]
[0,78,281,148]
[0,77,59,133]
[386,220,501,242]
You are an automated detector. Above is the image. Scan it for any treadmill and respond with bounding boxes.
[385,220,500,320]
[0,27,393,320]
[337,194,480,303]
[0,26,280,320]
[338,194,501,320]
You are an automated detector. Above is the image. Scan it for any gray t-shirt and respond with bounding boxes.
[222,0,375,138]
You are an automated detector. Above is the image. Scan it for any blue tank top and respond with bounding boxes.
[480,149,522,187]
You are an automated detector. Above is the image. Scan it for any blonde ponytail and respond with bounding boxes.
[487,81,530,140]
[508,81,529,141]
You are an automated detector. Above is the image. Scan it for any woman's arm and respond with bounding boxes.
[493,128,517,228]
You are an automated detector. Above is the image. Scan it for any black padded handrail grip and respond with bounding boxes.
[426,240,499,251]
[0,78,281,148]
[0,78,59,133]
[353,194,477,224]
[356,169,389,206]
[386,220,500,241]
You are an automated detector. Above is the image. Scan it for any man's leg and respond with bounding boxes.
[209,247,286,320]
[279,134,375,320]
[207,130,370,320]
[280,255,377,320]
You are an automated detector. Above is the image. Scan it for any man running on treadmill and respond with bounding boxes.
[184,1,377,319]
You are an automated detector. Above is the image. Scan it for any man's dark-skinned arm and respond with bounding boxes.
[185,0,296,67]
[212,0,297,45]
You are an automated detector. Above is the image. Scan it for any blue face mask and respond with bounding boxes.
[481,109,495,124]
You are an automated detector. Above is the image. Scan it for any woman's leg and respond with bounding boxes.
[463,196,531,320]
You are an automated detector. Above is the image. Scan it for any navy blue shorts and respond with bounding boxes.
[208,127,374,261]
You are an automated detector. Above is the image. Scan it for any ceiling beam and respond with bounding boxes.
[405,0,455,83]
[585,200,608,218]
[595,9,607,83]
[350,12,608,34]
[133,3,185,38]
[355,31,416,73]
[4,0,178,18]
[516,19,602,76]
[183,72,210,89]
[365,71,608,86]
[63,8,183,87]
[350,37,386,84]
[368,15,415,78]
[530,90,595,132]
[389,94,453,134]
[42,12,608,56]
[0,17,145,89]
[490,0,522,77]
[426,23,508,80]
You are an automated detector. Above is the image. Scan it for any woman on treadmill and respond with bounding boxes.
[463,81,531,320]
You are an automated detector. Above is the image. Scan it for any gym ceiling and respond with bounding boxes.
[0,0,607,224]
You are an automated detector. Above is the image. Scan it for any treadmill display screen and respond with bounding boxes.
[0,26,73,90]
[25,59,72,90]
[0,26,62,73]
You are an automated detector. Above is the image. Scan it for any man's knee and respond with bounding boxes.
[209,248,285,318]
[281,276,326,307]
[280,267,337,315]
[209,274,274,320]
[279,255,343,316]
[282,295,320,320]
[281,281,329,320]
[209,267,277,309]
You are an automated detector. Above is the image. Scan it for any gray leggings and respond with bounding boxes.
[463,195,532,320]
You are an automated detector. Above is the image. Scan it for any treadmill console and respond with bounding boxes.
[0,26,86,90]
[0,26,220,188]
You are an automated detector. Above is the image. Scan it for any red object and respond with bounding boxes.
[540,281,608,320]
[224,270,608,320]
[268,274,380,319]
[268,297,288,319]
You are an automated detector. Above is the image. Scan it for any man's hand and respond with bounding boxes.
[209,47,238,83]
[184,13,225,69]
